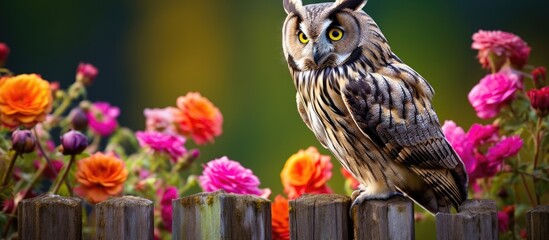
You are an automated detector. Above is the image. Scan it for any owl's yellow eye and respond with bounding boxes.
[298,32,309,44]
[328,27,344,41]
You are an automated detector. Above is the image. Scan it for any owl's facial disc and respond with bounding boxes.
[298,23,352,70]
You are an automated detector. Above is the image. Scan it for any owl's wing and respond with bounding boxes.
[339,71,468,212]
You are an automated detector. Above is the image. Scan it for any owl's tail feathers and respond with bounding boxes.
[401,185,452,214]
[402,167,468,215]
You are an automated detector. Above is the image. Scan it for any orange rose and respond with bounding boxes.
[74,152,128,204]
[280,147,332,199]
[173,92,223,145]
[0,74,53,129]
[271,195,290,240]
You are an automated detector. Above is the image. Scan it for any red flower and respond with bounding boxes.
[271,195,290,240]
[531,67,546,87]
[527,87,549,117]
[0,42,9,66]
[76,62,98,86]
[472,30,531,70]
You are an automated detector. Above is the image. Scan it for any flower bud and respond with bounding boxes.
[190,149,200,159]
[76,62,98,86]
[11,129,36,153]
[0,42,9,67]
[69,107,89,131]
[60,130,88,155]
[527,87,549,117]
[532,66,546,88]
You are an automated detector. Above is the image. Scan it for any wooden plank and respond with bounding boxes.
[172,190,271,240]
[95,196,154,240]
[436,199,497,240]
[526,205,549,240]
[351,195,414,240]
[17,194,82,240]
[289,194,351,240]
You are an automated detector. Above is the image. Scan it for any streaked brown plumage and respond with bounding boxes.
[282,0,468,214]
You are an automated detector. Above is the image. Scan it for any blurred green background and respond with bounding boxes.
[1,0,548,237]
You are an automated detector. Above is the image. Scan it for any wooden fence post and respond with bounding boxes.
[436,199,497,240]
[17,194,82,240]
[351,195,415,240]
[289,194,351,240]
[172,190,271,240]
[95,196,154,240]
[526,205,549,240]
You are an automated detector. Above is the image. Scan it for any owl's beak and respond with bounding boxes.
[312,45,326,65]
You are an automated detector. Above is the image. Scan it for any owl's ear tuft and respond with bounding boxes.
[283,0,303,14]
[333,0,368,11]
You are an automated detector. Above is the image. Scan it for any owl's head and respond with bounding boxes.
[282,0,370,71]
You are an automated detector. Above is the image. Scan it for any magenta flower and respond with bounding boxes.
[443,121,523,182]
[472,30,531,70]
[76,62,98,86]
[486,136,523,163]
[498,211,510,233]
[0,42,9,66]
[87,102,120,136]
[442,121,475,173]
[136,131,187,162]
[33,160,64,179]
[199,157,271,198]
[159,186,178,232]
[468,70,522,119]
[466,123,499,146]
[144,108,176,134]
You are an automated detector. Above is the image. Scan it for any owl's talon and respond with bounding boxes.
[350,191,404,214]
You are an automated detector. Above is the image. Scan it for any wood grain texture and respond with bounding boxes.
[436,199,497,240]
[289,194,351,240]
[17,194,82,240]
[172,190,271,240]
[95,196,154,240]
[526,205,549,240]
[351,195,415,240]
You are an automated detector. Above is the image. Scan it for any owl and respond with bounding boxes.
[282,0,468,214]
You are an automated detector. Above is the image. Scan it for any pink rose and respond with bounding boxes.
[144,108,177,134]
[76,62,98,86]
[199,157,270,198]
[159,186,178,232]
[136,131,187,162]
[87,102,120,136]
[468,71,522,119]
[472,30,531,70]
[442,121,475,174]
[486,136,523,163]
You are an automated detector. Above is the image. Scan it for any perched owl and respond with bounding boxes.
[282,0,468,214]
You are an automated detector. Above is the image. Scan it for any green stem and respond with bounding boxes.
[516,170,549,182]
[1,152,19,187]
[0,68,13,76]
[52,82,84,118]
[33,128,56,175]
[51,155,75,194]
[52,92,72,117]
[520,174,536,207]
[532,117,543,205]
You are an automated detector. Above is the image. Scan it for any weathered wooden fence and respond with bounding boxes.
[14,191,549,239]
